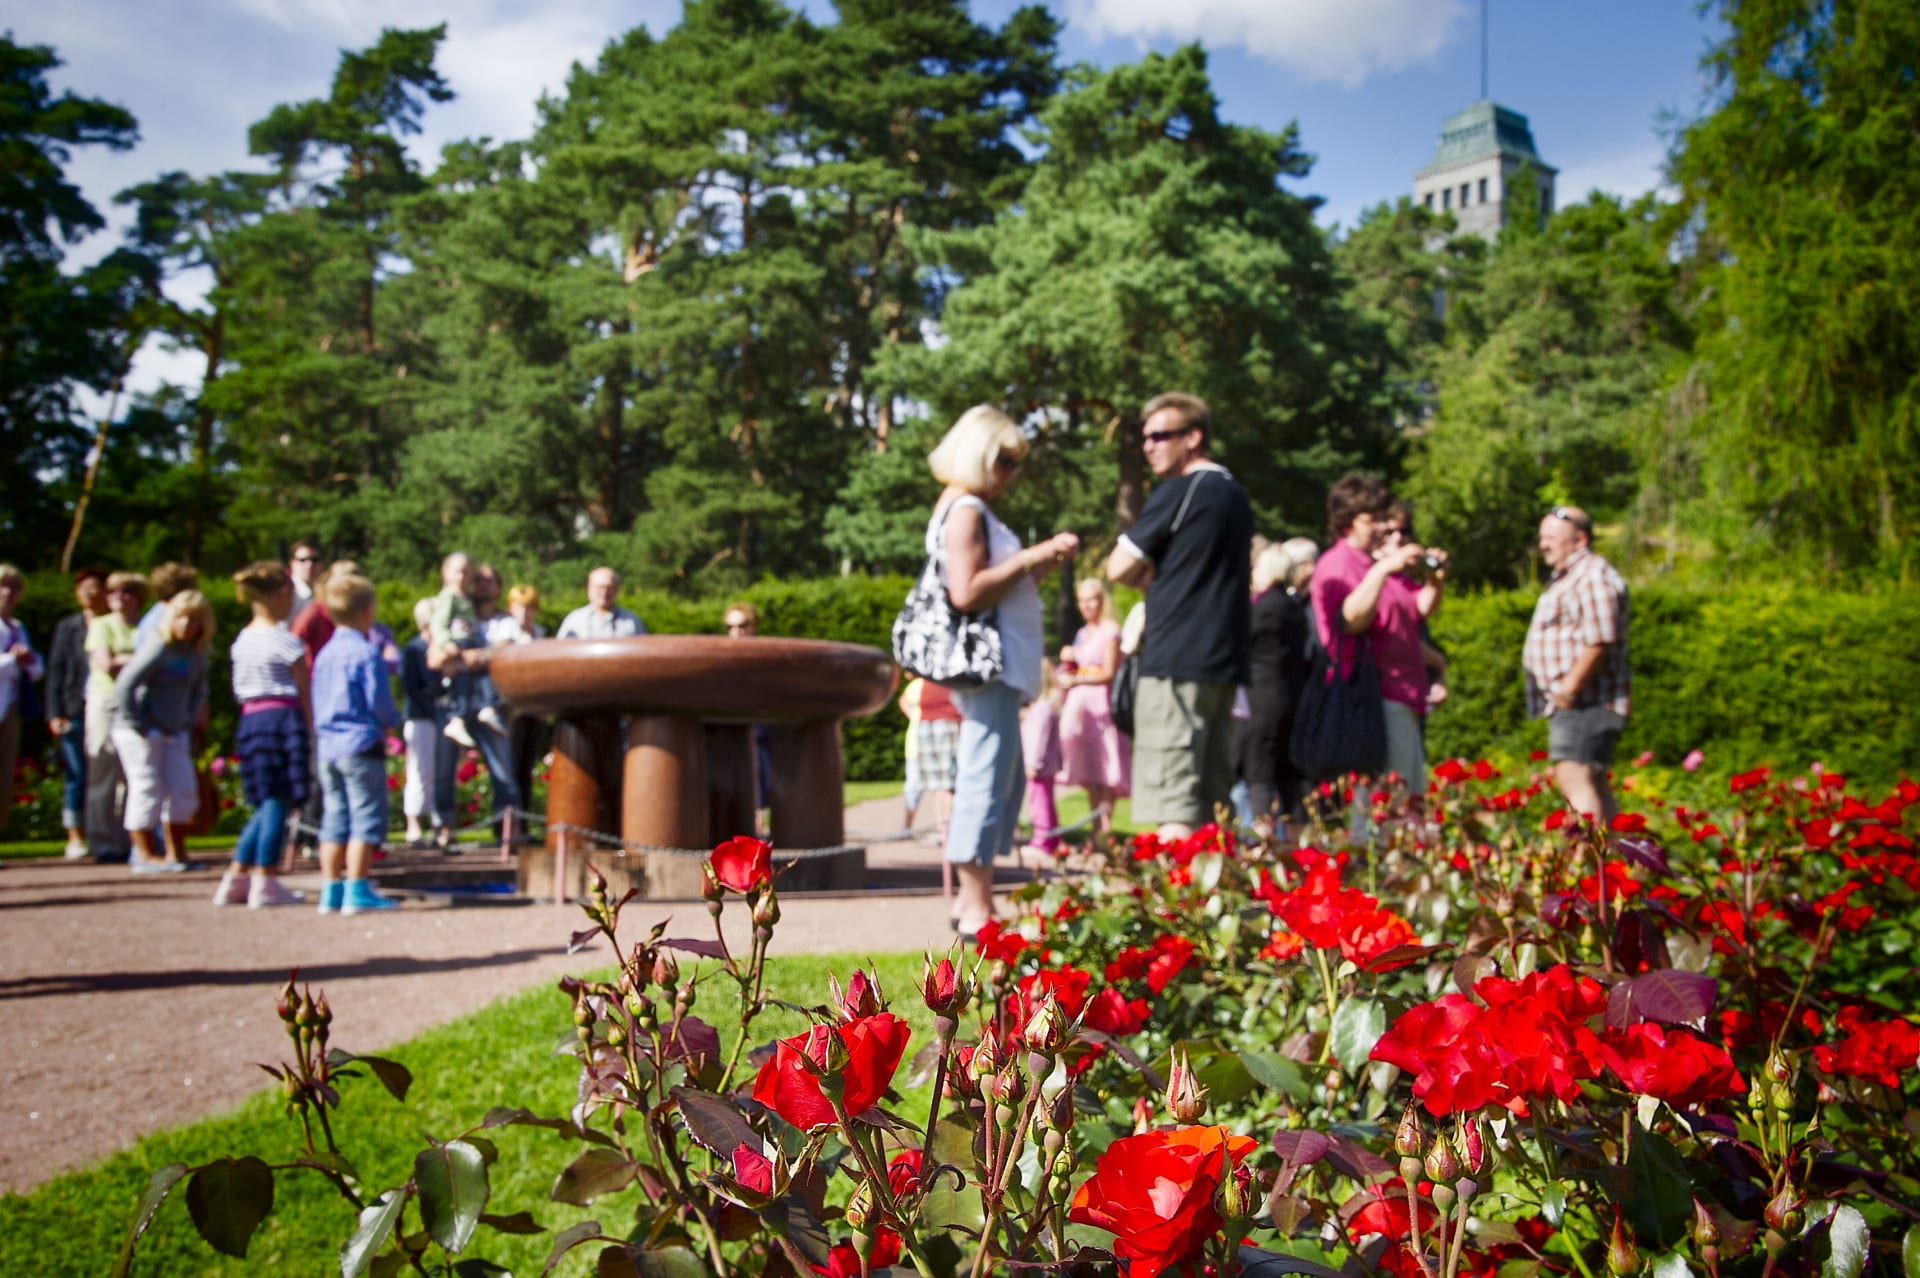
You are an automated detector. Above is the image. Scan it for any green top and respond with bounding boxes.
[83,614,137,702]
[1418,100,1555,173]
[430,587,479,650]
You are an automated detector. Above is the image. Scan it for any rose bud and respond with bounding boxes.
[701,862,724,904]
[1167,1048,1210,1123]
[1393,1101,1427,1159]
[948,1046,980,1099]
[993,1062,1027,1106]
[650,950,680,992]
[1024,993,1072,1056]
[835,969,884,1021]
[752,889,780,931]
[1213,1161,1255,1223]
[843,1179,876,1232]
[921,952,966,1016]
[970,1035,1003,1083]
[1132,1094,1153,1135]
[1690,1198,1719,1248]
[588,863,609,905]
[1423,1137,1459,1184]
[1457,1116,1487,1176]
[276,975,299,1025]
[1762,1186,1803,1236]
[1607,1209,1641,1277]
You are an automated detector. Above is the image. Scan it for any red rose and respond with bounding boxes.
[710,836,772,893]
[752,1013,911,1130]
[1600,1022,1748,1108]
[811,1226,901,1277]
[1144,935,1196,994]
[1813,1007,1920,1087]
[1336,907,1418,971]
[1083,986,1151,1037]
[1068,1125,1257,1278]
[730,1141,773,1196]
[888,1148,923,1198]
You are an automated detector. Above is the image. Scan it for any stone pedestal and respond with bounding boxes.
[493,636,897,900]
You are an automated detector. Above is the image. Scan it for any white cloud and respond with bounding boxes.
[1062,0,1471,87]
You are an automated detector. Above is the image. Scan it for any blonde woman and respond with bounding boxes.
[113,588,213,872]
[1055,577,1129,834]
[925,406,1080,936]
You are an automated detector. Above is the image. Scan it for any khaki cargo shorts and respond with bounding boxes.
[1130,677,1237,829]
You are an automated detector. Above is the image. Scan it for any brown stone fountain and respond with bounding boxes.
[490,636,898,899]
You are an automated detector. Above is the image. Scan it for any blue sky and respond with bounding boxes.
[27,0,1722,395]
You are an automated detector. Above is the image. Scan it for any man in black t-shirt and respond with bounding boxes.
[1105,392,1254,837]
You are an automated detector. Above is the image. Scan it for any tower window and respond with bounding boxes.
[1442,188,1451,210]
[1461,183,1471,206]
[1478,177,1488,203]
[1422,192,1433,209]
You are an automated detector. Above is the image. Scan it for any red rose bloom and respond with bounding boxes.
[1813,1007,1920,1087]
[1068,1125,1258,1278]
[812,1226,902,1277]
[751,1013,911,1130]
[1337,907,1419,970]
[1600,1022,1748,1108]
[1145,935,1196,994]
[711,836,773,892]
[1083,986,1151,1037]
[888,1148,924,1198]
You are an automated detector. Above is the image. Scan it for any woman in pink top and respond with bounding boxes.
[1055,578,1129,834]
[1306,475,1448,790]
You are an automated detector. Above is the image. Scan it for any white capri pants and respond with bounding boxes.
[111,727,198,831]
[403,717,440,822]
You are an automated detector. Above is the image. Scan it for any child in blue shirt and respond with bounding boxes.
[311,573,401,915]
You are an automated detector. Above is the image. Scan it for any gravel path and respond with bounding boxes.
[0,800,1001,1194]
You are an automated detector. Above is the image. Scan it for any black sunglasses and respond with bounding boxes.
[1143,427,1191,444]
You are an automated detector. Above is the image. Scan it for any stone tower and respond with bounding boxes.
[1413,100,1556,239]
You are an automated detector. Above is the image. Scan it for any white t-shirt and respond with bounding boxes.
[231,624,306,701]
[556,606,647,640]
[930,495,1041,702]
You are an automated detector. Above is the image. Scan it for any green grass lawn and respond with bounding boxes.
[0,951,939,1276]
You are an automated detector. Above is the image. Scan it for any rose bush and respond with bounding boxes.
[120,757,1920,1277]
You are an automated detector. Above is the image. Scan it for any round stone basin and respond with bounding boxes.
[491,635,900,899]
[490,635,897,722]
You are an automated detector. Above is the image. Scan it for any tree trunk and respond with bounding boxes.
[183,310,226,565]
[1114,411,1145,534]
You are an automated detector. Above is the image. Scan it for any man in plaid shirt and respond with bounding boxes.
[1522,506,1630,823]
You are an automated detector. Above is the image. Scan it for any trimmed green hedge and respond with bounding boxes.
[17,568,1913,798]
[1426,581,1920,798]
[11,571,918,786]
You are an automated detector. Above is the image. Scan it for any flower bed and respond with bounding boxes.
[119,761,1918,1277]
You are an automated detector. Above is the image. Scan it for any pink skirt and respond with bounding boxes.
[1057,683,1130,792]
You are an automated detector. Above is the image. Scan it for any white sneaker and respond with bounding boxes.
[444,717,477,749]
[476,706,508,736]
[64,841,89,860]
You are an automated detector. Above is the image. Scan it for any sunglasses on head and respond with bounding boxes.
[1549,506,1593,534]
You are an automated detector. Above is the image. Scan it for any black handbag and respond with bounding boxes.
[1288,620,1387,781]
[1108,649,1139,737]
[891,499,1005,690]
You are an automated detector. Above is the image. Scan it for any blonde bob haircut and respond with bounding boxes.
[163,589,217,654]
[928,405,1028,495]
[324,573,377,623]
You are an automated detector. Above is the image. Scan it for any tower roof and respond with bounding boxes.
[1415,100,1557,176]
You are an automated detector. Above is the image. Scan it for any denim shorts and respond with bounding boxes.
[1548,705,1626,768]
[320,751,390,844]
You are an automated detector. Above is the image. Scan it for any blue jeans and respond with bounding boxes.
[58,729,86,830]
[234,795,288,869]
[946,681,1024,865]
[320,752,390,845]
[434,708,518,831]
